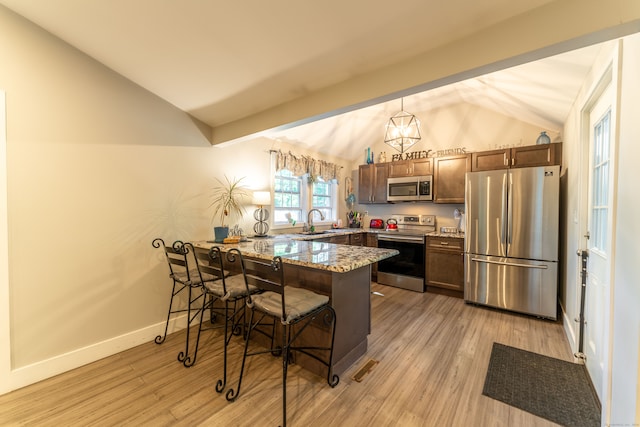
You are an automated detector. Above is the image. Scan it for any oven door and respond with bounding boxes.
[377,234,425,292]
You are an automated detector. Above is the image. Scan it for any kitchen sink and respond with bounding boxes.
[297,231,329,235]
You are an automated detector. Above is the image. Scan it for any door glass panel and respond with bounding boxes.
[591,110,611,252]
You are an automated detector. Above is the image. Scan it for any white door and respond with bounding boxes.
[583,81,614,401]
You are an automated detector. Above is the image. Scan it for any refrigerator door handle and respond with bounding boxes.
[507,172,513,248]
[501,173,508,254]
[470,257,549,269]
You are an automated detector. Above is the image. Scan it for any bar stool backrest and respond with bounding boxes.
[226,248,286,319]
[153,238,193,283]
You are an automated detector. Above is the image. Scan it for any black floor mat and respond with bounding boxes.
[482,342,601,427]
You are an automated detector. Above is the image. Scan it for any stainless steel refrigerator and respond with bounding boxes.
[464,165,560,319]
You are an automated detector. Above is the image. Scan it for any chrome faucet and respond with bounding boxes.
[306,209,325,231]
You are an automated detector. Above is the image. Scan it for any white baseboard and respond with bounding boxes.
[3,314,189,394]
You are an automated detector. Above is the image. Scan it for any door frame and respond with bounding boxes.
[0,90,11,394]
[577,41,622,421]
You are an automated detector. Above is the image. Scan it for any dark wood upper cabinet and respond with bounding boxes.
[433,154,471,204]
[511,143,562,168]
[471,143,562,171]
[388,158,432,177]
[358,163,388,204]
[470,148,510,171]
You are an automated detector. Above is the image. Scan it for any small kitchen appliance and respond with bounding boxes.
[387,175,433,202]
[369,218,384,229]
[385,218,398,231]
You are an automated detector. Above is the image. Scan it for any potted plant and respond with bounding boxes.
[211,175,249,242]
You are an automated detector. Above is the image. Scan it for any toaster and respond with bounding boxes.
[369,218,384,229]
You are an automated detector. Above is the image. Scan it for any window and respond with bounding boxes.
[273,169,337,226]
[591,109,611,252]
[311,178,333,220]
[273,169,302,224]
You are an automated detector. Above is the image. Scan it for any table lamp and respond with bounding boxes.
[252,191,271,237]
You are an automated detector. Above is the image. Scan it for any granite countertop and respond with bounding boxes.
[425,231,465,239]
[192,238,398,273]
[273,228,465,240]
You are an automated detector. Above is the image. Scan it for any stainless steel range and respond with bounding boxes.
[376,214,435,292]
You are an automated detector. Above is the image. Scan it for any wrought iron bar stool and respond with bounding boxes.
[223,248,339,427]
[152,238,207,366]
[179,243,259,389]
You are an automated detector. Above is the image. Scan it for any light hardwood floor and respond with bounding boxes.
[0,283,573,426]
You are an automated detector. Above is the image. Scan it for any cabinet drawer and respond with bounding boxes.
[350,233,364,246]
[427,236,463,251]
[330,235,350,245]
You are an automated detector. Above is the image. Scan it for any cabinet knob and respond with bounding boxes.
[440,242,449,245]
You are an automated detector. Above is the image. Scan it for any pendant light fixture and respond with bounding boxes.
[384,98,421,153]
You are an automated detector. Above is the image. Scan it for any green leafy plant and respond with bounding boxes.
[211,175,249,227]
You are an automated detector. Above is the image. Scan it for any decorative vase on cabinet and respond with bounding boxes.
[536,131,551,145]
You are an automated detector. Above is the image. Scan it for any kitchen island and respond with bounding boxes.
[193,238,398,376]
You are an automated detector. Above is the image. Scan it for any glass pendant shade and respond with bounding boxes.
[384,99,421,153]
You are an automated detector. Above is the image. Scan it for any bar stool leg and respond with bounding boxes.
[182,288,207,367]
[282,323,289,427]
[225,308,254,402]
[154,280,180,345]
[216,299,231,393]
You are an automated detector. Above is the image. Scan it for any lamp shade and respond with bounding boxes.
[252,191,271,206]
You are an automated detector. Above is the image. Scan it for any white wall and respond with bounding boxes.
[561,34,640,424]
[609,32,640,425]
[0,7,347,391]
[560,41,616,353]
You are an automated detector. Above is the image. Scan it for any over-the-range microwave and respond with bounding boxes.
[387,175,433,202]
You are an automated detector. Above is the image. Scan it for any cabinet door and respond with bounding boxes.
[471,149,510,171]
[511,143,562,168]
[371,163,388,203]
[388,158,432,177]
[388,160,412,177]
[411,158,432,175]
[425,237,464,294]
[358,164,388,204]
[364,233,378,279]
[433,154,471,203]
[358,165,373,204]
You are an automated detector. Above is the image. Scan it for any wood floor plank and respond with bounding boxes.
[0,282,573,426]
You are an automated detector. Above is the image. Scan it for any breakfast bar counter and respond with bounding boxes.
[192,239,398,376]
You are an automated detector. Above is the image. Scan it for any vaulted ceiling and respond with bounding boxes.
[0,0,619,159]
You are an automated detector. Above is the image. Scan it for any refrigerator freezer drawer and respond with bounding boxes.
[464,254,558,319]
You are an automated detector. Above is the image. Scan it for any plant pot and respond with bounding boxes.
[214,226,229,243]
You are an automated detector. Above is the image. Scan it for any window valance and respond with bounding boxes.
[272,150,342,182]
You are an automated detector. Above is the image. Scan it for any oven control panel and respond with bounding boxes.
[393,214,435,227]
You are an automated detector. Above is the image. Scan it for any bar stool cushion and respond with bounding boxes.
[170,268,201,284]
[204,274,258,301]
[250,286,329,324]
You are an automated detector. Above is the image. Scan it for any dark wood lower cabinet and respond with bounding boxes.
[425,236,464,298]
[365,233,378,281]
[318,232,376,279]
